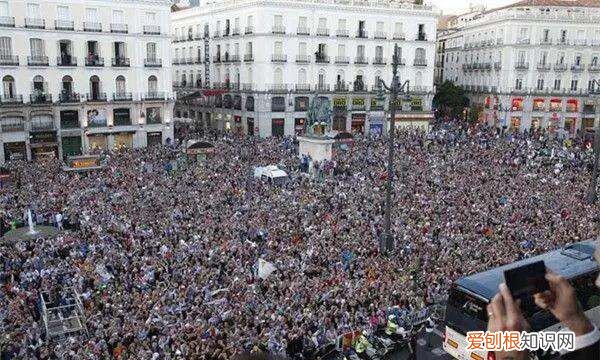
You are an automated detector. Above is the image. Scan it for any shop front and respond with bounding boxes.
[566,99,578,113]
[294,118,306,135]
[60,110,79,129]
[272,118,285,137]
[564,117,577,136]
[234,115,243,135]
[532,98,545,112]
[247,118,255,136]
[351,113,366,134]
[3,142,26,162]
[147,132,163,146]
[393,112,433,131]
[369,112,384,135]
[61,135,82,158]
[510,117,521,132]
[113,108,132,126]
[531,117,543,130]
[549,113,560,134]
[333,97,348,131]
[114,132,134,149]
[549,99,562,112]
[370,97,385,111]
[511,97,524,111]
[581,117,595,131]
[295,96,309,112]
[30,131,58,161]
[88,134,108,151]
[410,97,423,111]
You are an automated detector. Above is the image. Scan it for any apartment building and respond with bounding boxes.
[437,0,600,136]
[0,0,174,164]
[171,0,438,137]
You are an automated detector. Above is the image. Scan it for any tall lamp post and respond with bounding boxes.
[586,79,600,204]
[379,44,410,254]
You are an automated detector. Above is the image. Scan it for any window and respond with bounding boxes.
[27,3,40,18]
[57,6,71,20]
[274,41,283,55]
[338,44,345,56]
[537,79,544,90]
[116,75,126,94]
[145,12,156,25]
[560,30,567,43]
[2,75,16,98]
[113,10,124,24]
[61,75,72,93]
[0,37,12,57]
[542,29,549,42]
[394,22,403,35]
[375,46,383,61]
[0,2,8,17]
[146,43,157,60]
[558,53,565,64]
[148,75,157,93]
[274,15,283,27]
[29,38,45,57]
[318,18,326,29]
[540,51,547,65]
[570,79,578,91]
[517,51,526,64]
[247,15,253,28]
[338,19,346,30]
[298,68,307,84]
[574,54,582,66]
[246,42,253,55]
[299,16,307,30]
[298,42,306,55]
[554,79,561,91]
[274,68,283,84]
[515,78,523,90]
[86,8,99,22]
[415,48,425,60]
[32,75,45,92]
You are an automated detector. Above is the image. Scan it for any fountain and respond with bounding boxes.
[27,209,38,235]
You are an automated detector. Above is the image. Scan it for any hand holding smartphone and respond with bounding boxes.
[503,260,550,300]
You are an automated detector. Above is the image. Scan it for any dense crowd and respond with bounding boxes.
[1,123,598,359]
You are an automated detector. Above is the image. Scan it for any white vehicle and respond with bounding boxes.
[253,165,288,185]
[443,240,599,360]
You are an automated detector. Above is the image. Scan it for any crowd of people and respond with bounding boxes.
[1,122,598,359]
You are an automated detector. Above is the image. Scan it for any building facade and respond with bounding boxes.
[0,0,174,164]
[171,0,438,137]
[437,0,600,136]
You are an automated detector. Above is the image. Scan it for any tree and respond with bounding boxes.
[468,105,483,125]
[432,81,469,120]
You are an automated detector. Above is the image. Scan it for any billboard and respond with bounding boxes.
[87,108,107,127]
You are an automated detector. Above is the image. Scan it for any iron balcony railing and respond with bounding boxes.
[83,22,102,32]
[113,92,133,101]
[143,91,166,100]
[554,63,567,71]
[413,58,427,67]
[271,54,287,62]
[59,92,80,103]
[356,30,368,38]
[297,26,310,35]
[374,31,386,39]
[25,17,45,29]
[515,62,529,70]
[86,93,107,102]
[0,94,23,104]
[336,29,349,37]
[272,25,285,34]
[335,56,350,64]
[244,54,254,62]
[57,56,77,66]
[354,56,369,64]
[316,28,329,36]
[143,25,160,35]
[144,58,162,67]
[85,56,104,67]
[392,32,405,40]
[0,55,19,66]
[0,16,15,27]
[112,58,130,67]
[110,23,128,33]
[54,19,74,30]
[373,57,386,65]
[245,26,253,34]
[28,56,49,66]
[315,84,330,91]
[295,84,311,91]
[296,54,311,63]
[30,93,52,104]
[334,83,349,92]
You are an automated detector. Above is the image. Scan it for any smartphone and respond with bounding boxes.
[504,260,549,299]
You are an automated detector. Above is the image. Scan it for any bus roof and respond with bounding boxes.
[456,239,598,301]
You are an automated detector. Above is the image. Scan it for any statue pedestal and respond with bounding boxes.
[298,136,334,162]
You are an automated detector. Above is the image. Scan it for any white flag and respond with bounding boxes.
[257,258,276,280]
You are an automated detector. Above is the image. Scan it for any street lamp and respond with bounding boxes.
[585,79,600,204]
[378,44,410,254]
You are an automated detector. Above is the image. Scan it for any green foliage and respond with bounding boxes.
[468,105,483,125]
[433,81,469,119]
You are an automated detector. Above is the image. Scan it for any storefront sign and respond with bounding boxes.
[371,97,385,111]
[390,98,402,108]
[87,108,107,127]
[30,131,57,144]
[352,97,365,110]
[410,97,423,111]
[333,97,347,109]
[70,157,100,169]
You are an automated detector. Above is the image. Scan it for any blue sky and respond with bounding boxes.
[431,0,516,15]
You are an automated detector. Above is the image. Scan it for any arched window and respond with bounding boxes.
[89,75,101,100]
[374,70,382,90]
[415,48,426,62]
[336,70,345,89]
[415,71,422,89]
[181,73,187,86]
[61,75,73,93]
[116,75,126,94]
[32,75,45,92]
[146,42,157,61]
[188,27,193,40]
[274,68,283,84]
[148,75,157,93]
[189,73,194,87]
[2,75,16,98]
[298,68,307,84]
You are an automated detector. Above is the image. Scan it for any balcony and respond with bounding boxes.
[269,84,288,92]
[354,56,369,65]
[272,25,285,34]
[296,54,311,63]
[356,30,368,38]
[28,56,49,66]
[395,58,406,66]
[213,55,221,63]
[515,62,529,70]
[482,62,492,70]
[315,54,329,63]
[571,64,584,72]
[245,26,253,34]
[112,58,130,67]
[242,83,253,91]
[59,92,80,103]
[143,25,160,35]
[229,54,240,63]
[373,57,386,65]
[85,56,104,67]
[496,38,504,45]
[316,28,329,36]
[30,93,52,104]
[0,55,19,66]
[86,93,107,102]
[30,120,55,131]
[516,38,530,45]
[416,33,427,41]
[314,84,330,92]
[336,29,349,37]
[374,31,386,39]
[271,54,287,62]
[113,92,133,101]
[232,27,240,36]
[194,34,203,40]
[25,17,45,29]
[223,28,230,37]
[244,53,254,62]
[56,55,77,66]
[110,23,128,33]
[297,26,310,35]
[589,64,600,72]
[413,58,427,67]
[172,58,180,65]
[554,63,567,71]
[295,84,311,92]
[143,91,166,100]
[0,16,15,27]
[536,63,551,71]
[83,22,102,32]
[353,83,367,92]
[195,58,203,64]
[335,56,349,64]
[334,83,348,92]
[540,38,552,45]
[213,30,221,38]
[54,19,74,30]
[144,58,162,67]
[1,94,23,106]
[576,39,587,46]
